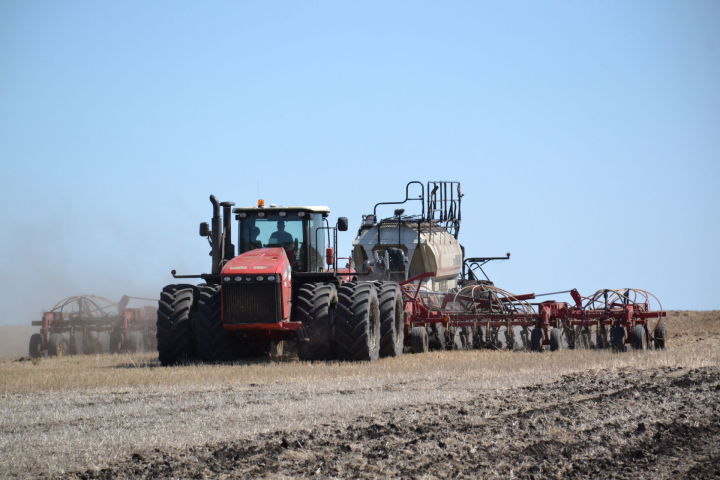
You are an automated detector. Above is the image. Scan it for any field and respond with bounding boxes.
[1,311,719,479]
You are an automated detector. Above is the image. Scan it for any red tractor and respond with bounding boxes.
[157,196,405,365]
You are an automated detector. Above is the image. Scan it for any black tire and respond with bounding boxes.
[549,327,562,351]
[70,332,84,355]
[294,283,337,361]
[378,282,404,358]
[194,285,236,362]
[631,325,645,350]
[334,282,381,361]
[127,331,144,353]
[596,326,610,349]
[530,326,543,352]
[519,327,530,351]
[157,284,196,366]
[611,324,626,352]
[429,323,445,350]
[654,323,667,349]
[48,333,68,357]
[576,327,591,349]
[410,326,429,353]
[97,332,111,354]
[110,331,123,353]
[29,333,43,358]
[473,326,484,349]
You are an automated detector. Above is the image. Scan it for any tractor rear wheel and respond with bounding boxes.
[157,284,196,365]
[194,285,235,362]
[295,283,337,361]
[28,333,42,358]
[335,282,381,361]
[549,327,563,351]
[378,282,404,358]
[410,326,429,353]
[48,333,68,357]
[631,325,646,350]
[654,323,667,349]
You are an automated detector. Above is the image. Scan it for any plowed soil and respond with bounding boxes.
[1,311,718,479]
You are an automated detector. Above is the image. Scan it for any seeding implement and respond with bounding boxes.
[28,295,157,358]
[352,180,667,354]
[159,181,666,365]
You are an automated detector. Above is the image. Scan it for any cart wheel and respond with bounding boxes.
[29,334,43,358]
[549,328,563,351]
[410,326,429,353]
[630,325,646,350]
[611,325,626,352]
[653,324,667,349]
[48,333,67,357]
[530,327,543,352]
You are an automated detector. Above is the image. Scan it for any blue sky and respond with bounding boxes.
[1,0,718,325]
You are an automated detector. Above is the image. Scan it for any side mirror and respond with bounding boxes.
[199,222,211,237]
[337,217,348,231]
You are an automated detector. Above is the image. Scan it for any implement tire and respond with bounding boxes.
[29,333,43,358]
[195,285,236,362]
[127,331,144,353]
[611,324,626,352]
[48,333,68,357]
[335,282,380,362]
[654,323,667,349]
[157,284,196,366]
[378,282,404,358]
[631,325,646,350]
[410,326,429,353]
[429,323,445,350]
[530,326,543,352]
[549,327,562,351]
[294,283,337,361]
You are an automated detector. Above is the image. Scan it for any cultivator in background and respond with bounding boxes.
[28,295,157,358]
[353,180,667,355]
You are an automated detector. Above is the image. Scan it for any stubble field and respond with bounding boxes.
[1,311,719,479]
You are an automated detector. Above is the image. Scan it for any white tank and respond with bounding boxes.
[352,221,463,292]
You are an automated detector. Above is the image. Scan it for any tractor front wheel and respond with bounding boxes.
[157,284,196,366]
[295,283,337,361]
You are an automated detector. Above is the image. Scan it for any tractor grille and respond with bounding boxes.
[222,283,280,324]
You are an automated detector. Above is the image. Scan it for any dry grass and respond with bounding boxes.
[0,311,718,479]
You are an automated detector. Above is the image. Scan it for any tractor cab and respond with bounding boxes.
[234,204,330,273]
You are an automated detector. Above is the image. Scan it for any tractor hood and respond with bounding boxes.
[221,247,291,279]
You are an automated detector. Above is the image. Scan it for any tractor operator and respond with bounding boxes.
[269,220,294,246]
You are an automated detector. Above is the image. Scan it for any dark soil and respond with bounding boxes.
[60,366,720,479]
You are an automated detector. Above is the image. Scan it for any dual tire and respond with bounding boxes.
[335,282,381,361]
[294,283,337,361]
[157,284,196,366]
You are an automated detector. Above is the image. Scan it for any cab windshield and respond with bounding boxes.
[237,212,326,272]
